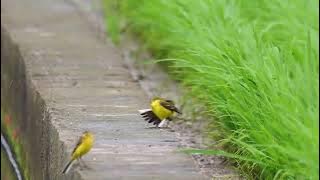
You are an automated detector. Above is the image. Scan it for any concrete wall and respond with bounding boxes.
[1,25,81,180]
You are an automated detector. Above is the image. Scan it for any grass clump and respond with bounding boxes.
[103,0,319,179]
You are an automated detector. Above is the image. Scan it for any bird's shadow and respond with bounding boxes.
[78,161,92,171]
[72,159,92,171]
[144,127,161,129]
[144,127,172,130]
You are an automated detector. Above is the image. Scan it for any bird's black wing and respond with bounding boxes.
[140,110,162,125]
[160,100,182,114]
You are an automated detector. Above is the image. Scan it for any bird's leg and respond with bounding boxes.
[166,117,172,127]
[78,157,84,166]
[158,119,169,128]
[79,157,90,169]
[79,157,85,166]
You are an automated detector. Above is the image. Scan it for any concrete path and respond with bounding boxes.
[1,0,207,179]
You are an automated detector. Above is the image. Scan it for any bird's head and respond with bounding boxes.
[151,97,164,102]
[83,131,93,139]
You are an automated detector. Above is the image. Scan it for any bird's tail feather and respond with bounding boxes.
[62,159,74,174]
[175,109,182,114]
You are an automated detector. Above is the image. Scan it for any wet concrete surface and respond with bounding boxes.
[1,0,207,179]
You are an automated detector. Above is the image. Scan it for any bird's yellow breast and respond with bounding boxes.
[71,134,94,160]
[151,99,173,120]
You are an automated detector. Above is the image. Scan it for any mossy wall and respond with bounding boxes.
[1,25,67,180]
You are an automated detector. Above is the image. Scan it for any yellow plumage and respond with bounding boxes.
[62,131,94,174]
[140,97,181,127]
[151,99,174,120]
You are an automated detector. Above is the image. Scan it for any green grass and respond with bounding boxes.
[102,0,319,179]
[102,0,121,44]
[1,109,29,180]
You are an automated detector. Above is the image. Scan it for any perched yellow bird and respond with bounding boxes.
[139,97,182,127]
[62,131,94,174]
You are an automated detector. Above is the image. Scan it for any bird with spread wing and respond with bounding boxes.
[139,97,182,128]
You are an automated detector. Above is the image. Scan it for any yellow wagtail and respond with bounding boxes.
[139,97,182,128]
[62,131,94,174]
